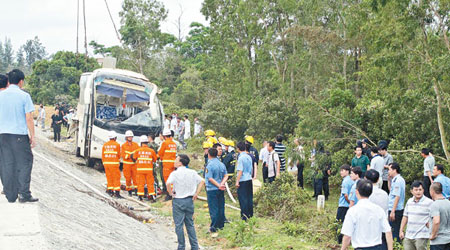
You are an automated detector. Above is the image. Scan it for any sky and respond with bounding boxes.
[0,0,207,57]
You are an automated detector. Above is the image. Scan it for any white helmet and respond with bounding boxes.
[108,131,117,139]
[125,130,134,137]
[139,135,149,143]
[162,128,171,136]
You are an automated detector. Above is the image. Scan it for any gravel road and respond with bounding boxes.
[30,128,178,250]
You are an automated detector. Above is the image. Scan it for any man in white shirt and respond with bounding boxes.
[366,169,390,250]
[259,141,269,183]
[167,154,204,250]
[370,147,385,188]
[341,179,393,250]
[184,115,191,140]
[170,113,178,133]
[163,115,171,131]
[194,117,202,136]
[38,104,46,128]
[266,141,280,183]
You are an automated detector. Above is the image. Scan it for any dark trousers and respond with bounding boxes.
[388,209,403,243]
[355,244,383,250]
[336,207,349,244]
[430,243,450,250]
[172,197,199,250]
[53,125,61,142]
[0,134,34,202]
[262,164,268,183]
[314,177,329,199]
[423,176,432,199]
[206,190,225,232]
[237,180,253,221]
[382,180,389,194]
[297,163,304,188]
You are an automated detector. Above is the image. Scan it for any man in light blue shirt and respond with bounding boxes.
[388,162,405,243]
[0,69,38,203]
[235,141,254,221]
[337,164,353,244]
[349,167,362,207]
[205,148,228,232]
[433,164,450,199]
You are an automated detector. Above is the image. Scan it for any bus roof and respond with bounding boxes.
[91,68,150,83]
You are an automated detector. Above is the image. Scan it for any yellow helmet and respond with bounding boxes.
[204,130,216,137]
[207,137,218,144]
[225,139,235,147]
[202,141,213,149]
[245,135,254,144]
[218,137,227,145]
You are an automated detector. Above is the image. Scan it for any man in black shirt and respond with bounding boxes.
[274,135,287,172]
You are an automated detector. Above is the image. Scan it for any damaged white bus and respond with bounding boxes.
[75,68,164,169]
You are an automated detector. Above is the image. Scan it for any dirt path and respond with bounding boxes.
[31,128,178,250]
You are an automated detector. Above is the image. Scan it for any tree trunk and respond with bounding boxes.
[433,79,450,161]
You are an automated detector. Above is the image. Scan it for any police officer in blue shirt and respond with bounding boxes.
[235,142,254,221]
[0,69,38,203]
[205,147,228,233]
[387,162,405,243]
[433,164,450,199]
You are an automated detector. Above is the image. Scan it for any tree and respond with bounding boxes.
[25,51,99,105]
[15,47,25,69]
[119,0,170,73]
[2,38,14,68]
[22,36,47,67]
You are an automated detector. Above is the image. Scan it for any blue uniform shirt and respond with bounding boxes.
[0,85,34,135]
[339,176,354,207]
[349,179,360,205]
[236,152,253,182]
[205,158,227,191]
[389,174,406,211]
[434,174,450,199]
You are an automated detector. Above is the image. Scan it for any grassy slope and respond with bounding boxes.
[152,141,342,250]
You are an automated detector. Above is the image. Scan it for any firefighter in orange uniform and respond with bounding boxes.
[101,131,123,198]
[121,130,140,196]
[131,135,157,202]
[158,128,177,201]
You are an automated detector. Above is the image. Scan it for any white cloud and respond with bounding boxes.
[0,0,207,56]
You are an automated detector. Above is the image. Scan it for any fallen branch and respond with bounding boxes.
[389,149,448,162]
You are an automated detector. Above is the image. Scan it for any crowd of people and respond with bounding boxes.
[337,142,450,250]
[2,68,450,250]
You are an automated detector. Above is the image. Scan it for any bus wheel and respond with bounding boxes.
[93,160,104,171]
[85,157,95,168]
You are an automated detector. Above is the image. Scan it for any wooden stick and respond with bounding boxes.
[197,195,240,211]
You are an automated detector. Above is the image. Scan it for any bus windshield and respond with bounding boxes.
[93,76,162,135]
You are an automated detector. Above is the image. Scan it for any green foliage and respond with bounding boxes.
[25,51,99,105]
[255,173,311,221]
[221,217,257,247]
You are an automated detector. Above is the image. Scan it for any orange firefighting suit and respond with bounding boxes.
[158,137,177,184]
[102,140,121,191]
[132,145,157,197]
[121,141,139,191]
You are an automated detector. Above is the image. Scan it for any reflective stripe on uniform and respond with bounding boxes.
[104,151,118,154]
[103,162,120,165]
[137,192,145,195]
[113,187,121,191]
[123,161,134,164]
[148,192,155,196]
[162,160,175,163]
[165,150,177,153]
[138,158,154,161]
[137,168,153,171]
